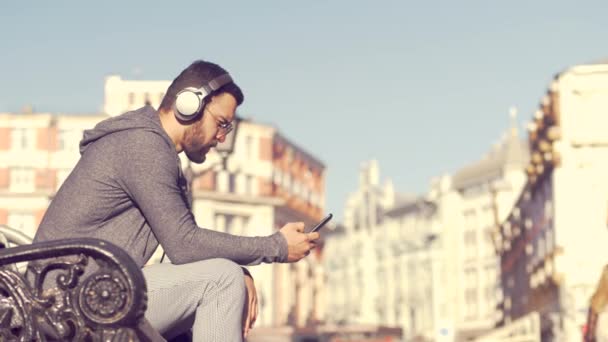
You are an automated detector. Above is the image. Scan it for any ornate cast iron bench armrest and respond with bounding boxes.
[0,238,147,341]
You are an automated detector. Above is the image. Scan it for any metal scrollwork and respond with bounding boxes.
[80,272,129,324]
[0,238,147,341]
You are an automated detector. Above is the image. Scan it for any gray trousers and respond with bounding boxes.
[143,258,247,342]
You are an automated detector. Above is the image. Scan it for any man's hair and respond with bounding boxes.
[158,60,244,113]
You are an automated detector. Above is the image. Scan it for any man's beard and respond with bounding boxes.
[183,123,209,164]
[185,146,208,164]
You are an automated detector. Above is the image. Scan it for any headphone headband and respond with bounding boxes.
[206,74,233,93]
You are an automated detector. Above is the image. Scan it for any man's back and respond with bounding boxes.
[34,106,181,267]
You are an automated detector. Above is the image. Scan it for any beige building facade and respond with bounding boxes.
[324,112,529,342]
[448,111,529,341]
[493,60,608,341]
[0,111,107,239]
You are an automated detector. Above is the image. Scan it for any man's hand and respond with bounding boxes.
[279,222,320,262]
[242,274,257,339]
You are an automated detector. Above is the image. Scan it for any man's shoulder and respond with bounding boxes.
[121,128,170,145]
[84,129,177,171]
[85,130,180,183]
[100,129,173,153]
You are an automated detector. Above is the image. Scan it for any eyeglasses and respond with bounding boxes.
[206,107,234,136]
[217,119,233,136]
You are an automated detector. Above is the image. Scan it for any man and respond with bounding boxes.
[33,60,320,341]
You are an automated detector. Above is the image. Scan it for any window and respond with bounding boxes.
[302,187,310,203]
[305,168,313,181]
[545,199,553,220]
[465,268,478,289]
[486,284,496,303]
[214,213,247,235]
[228,173,236,193]
[485,228,495,256]
[273,169,282,185]
[10,167,35,192]
[246,175,255,195]
[245,136,254,160]
[235,173,245,195]
[374,205,381,225]
[310,193,319,206]
[11,128,31,150]
[58,129,79,152]
[241,216,250,236]
[286,148,294,163]
[537,236,546,262]
[464,229,477,260]
[225,215,237,234]
[507,276,515,289]
[217,171,229,192]
[409,307,417,334]
[128,92,135,106]
[546,229,554,253]
[465,288,478,318]
[283,173,291,190]
[463,209,477,229]
[58,129,69,151]
[485,265,497,283]
[214,214,227,232]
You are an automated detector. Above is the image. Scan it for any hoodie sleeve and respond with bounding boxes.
[115,130,289,266]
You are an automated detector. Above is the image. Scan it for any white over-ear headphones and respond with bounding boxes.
[174,73,233,122]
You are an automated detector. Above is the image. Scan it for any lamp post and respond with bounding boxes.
[184,115,241,205]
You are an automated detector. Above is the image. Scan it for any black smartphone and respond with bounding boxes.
[309,213,333,233]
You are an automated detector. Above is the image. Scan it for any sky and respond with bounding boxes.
[1,1,607,222]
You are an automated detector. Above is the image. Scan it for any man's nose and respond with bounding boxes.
[217,134,226,143]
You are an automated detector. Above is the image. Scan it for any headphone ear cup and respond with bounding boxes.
[175,90,202,122]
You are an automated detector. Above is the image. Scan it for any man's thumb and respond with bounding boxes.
[295,223,305,233]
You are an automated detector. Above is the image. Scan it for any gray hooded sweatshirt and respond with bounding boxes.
[34,106,288,268]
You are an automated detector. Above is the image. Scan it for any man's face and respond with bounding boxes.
[182,92,237,164]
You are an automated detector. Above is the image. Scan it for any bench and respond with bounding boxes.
[0,237,147,341]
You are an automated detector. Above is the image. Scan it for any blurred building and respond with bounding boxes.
[447,109,529,341]
[103,75,169,116]
[495,60,608,341]
[357,161,409,325]
[378,195,442,341]
[323,161,409,340]
[0,110,106,238]
[341,160,404,324]
[324,111,528,342]
[0,74,329,339]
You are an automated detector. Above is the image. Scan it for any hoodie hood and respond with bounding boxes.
[80,106,175,155]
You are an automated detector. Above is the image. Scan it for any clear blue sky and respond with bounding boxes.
[1,1,606,221]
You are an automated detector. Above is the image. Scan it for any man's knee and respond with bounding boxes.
[206,258,246,293]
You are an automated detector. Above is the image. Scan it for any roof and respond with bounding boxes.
[383,197,436,218]
[273,131,326,170]
[452,126,529,190]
